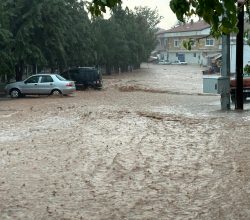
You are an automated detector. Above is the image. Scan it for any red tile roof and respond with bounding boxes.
[163,20,210,33]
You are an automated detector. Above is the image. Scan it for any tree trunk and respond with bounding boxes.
[32,64,37,74]
[15,60,24,81]
[106,64,111,75]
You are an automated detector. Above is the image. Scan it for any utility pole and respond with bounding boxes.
[235,0,244,110]
[220,0,231,110]
[221,34,231,110]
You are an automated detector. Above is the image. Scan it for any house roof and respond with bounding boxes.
[156,28,167,35]
[163,20,210,34]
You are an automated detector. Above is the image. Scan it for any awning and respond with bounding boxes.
[206,53,221,58]
[213,54,222,60]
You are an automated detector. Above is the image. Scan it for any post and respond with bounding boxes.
[235,0,244,110]
[221,34,231,110]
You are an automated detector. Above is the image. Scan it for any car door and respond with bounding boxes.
[39,75,54,94]
[22,75,40,94]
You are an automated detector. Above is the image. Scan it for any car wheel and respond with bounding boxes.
[51,89,62,96]
[10,89,21,98]
[94,86,102,90]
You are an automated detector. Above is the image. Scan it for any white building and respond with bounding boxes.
[156,20,221,66]
[156,21,250,73]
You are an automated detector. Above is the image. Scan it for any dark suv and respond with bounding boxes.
[61,67,102,90]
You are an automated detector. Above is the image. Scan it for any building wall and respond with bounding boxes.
[158,37,221,64]
[155,27,222,65]
[164,51,206,65]
[156,25,250,71]
[166,36,221,52]
[230,44,250,73]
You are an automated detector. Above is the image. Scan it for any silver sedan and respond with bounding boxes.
[5,74,76,98]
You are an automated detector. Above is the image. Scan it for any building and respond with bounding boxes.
[156,20,222,66]
[229,36,250,74]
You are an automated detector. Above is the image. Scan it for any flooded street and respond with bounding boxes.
[0,64,250,219]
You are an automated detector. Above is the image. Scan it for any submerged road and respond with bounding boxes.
[0,63,250,219]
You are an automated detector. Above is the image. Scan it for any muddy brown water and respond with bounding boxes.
[0,64,250,219]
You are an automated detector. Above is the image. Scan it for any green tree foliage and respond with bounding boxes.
[1,0,97,80]
[0,1,14,78]
[88,0,250,37]
[168,0,250,49]
[88,0,122,16]
[0,0,160,80]
[91,5,161,74]
[169,0,240,37]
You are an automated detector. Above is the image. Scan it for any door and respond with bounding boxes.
[177,53,185,62]
[22,75,40,94]
[39,75,54,94]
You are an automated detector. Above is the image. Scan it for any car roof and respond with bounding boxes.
[30,73,59,77]
[77,67,96,69]
[68,67,96,70]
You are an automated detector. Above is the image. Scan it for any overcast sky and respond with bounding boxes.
[123,0,177,30]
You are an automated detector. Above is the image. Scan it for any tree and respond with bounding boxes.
[168,0,248,110]
[1,0,95,80]
[0,0,160,80]
[91,5,161,74]
[109,6,160,70]
[0,0,13,80]
[87,0,250,37]
[87,0,250,110]
[87,0,122,16]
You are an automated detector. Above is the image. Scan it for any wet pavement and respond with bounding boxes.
[0,63,250,219]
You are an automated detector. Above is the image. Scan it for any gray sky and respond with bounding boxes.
[123,0,177,30]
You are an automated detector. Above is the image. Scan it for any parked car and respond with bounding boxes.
[148,56,158,63]
[171,60,188,65]
[230,74,250,102]
[158,60,171,65]
[61,67,102,90]
[5,74,75,98]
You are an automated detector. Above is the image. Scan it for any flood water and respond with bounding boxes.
[0,64,250,219]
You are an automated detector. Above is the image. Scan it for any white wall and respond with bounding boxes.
[185,52,201,64]
[161,51,203,64]
[230,44,250,73]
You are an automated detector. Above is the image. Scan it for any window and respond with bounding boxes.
[206,38,214,46]
[70,69,79,75]
[41,75,53,83]
[160,38,165,47]
[164,39,168,49]
[60,72,69,79]
[56,74,67,81]
[194,53,196,57]
[174,39,179,47]
[190,38,196,46]
[25,75,40,84]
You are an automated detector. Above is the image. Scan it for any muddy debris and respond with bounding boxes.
[0,64,250,220]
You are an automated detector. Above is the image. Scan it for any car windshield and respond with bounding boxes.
[56,74,67,81]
